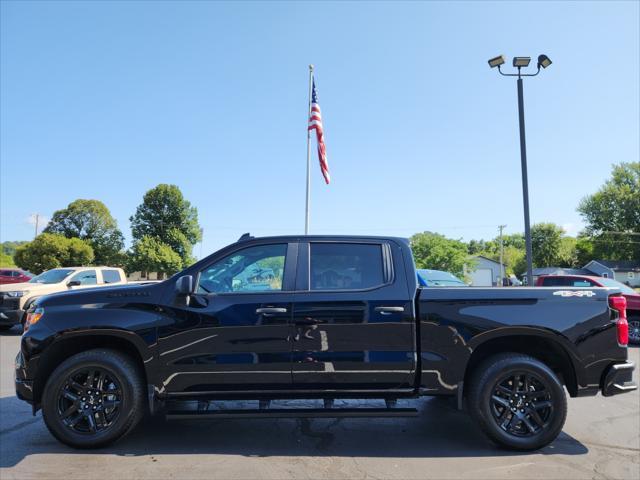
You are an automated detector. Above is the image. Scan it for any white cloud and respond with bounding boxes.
[562,223,579,236]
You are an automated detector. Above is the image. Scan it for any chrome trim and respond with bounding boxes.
[159,334,219,357]
[612,361,635,371]
[613,383,637,391]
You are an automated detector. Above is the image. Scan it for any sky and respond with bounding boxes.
[1,1,639,258]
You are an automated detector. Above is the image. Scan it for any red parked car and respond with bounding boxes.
[536,274,640,344]
[0,268,32,284]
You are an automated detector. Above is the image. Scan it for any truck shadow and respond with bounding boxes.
[0,396,588,468]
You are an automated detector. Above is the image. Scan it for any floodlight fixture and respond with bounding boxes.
[537,54,552,69]
[512,57,531,68]
[488,55,506,68]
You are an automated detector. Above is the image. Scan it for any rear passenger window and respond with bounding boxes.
[310,243,385,290]
[102,270,122,284]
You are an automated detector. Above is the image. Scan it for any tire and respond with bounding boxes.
[0,325,13,331]
[628,317,640,345]
[467,353,567,451]
[42,349,144,449]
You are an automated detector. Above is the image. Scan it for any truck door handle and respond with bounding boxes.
[256,307,288,314]
[375,306,405,314]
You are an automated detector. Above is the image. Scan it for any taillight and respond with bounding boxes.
[609,295,628,346]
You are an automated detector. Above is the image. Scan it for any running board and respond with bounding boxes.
[166,407,418,420]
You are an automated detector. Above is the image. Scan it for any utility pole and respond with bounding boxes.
[199,228,204,260]
[498,225,506,287]
[33,213,40,239]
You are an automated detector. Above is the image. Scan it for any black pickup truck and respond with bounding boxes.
[15,235,636,450]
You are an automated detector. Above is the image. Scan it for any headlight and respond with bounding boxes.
[5,291,27,297]
[24,307,43,332]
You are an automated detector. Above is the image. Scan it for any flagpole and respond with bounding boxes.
[305,64,314,235]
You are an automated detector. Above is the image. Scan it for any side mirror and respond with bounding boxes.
[175,275,194,296]
[67,280,81,288]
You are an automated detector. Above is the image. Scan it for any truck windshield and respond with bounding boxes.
[28,269,74,284]
[598,278,637,295]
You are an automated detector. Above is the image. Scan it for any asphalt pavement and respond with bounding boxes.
[1,326,638,480]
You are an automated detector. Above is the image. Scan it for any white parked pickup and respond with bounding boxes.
[0,266,127,329]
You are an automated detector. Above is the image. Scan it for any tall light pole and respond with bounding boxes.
[488,54,552,286]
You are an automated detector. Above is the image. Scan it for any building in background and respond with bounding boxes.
[583,260,640,287]
[466,255,504,287]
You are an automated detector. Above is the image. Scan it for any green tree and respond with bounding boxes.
[410,231,469,278]
[2,241,29,257]
[14,233,94,274]
[44,199,125,265]
[130,184,201,267]
[470,233,527,276]
[558,236,579,267]
[467,239,489,255]
[0,252,16,267]
[575,236,595,266]
[502,245,527,276]
[578,162,640,260]
[127,235,182,278]
[531,223,564,267]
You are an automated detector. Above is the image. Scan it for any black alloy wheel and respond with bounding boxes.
[467,353,567,450]
[57,368,122,434]
[490,372,553,437]
[42,349,144,448]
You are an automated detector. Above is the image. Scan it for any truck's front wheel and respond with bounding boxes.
[467,353,567,451]
[42,349,144,449]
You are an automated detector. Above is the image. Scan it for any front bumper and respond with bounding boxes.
[602,361,637,396]
[0,296,25,325]
[0,308,24,325]
[14,350,35,404]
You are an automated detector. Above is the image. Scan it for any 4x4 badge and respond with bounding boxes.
[553,290,596,298]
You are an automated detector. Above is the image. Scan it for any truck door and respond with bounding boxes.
[156,241,297,393]
[291,240,416,390]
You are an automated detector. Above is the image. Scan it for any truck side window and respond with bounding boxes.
[102,270,122,284]
[310,243,384,290]
[70,270,97,286]
[197,244,287,294]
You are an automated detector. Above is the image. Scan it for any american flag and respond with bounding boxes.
[308,79,330,184]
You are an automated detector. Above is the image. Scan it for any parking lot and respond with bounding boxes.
[1,327,638,480]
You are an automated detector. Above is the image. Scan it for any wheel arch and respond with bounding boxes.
[33,332,151,406]
[463,332,579,397]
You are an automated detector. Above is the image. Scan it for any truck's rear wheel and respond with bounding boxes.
[42,349,144,449]
[467,353,567,451]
